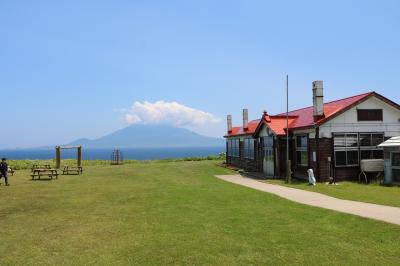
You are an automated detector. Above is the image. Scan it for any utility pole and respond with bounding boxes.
[286,75,291,183]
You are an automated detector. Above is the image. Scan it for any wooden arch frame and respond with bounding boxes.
[55,146,82,169]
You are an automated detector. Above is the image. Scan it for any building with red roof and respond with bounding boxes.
[224,81,400,182]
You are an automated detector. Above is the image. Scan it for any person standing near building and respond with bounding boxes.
[0,158,10,186]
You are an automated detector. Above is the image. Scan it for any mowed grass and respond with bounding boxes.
[264,179,400,207]
[0,161,399,265]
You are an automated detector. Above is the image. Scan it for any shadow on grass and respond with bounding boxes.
[30,178,57,181]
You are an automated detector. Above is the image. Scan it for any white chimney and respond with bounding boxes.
[243,109,248,130]
[227,115,232,133]
[312,81,324,116]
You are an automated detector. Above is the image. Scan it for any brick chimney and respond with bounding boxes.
[312,81,324,116]
[243,109,248,130]
[227,115,232,133]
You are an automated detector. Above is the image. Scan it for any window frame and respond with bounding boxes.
[261,136,274,159]
[357,109,383,121]
[333,132,384,167]
[227,139,231,156]
[391,152,400,183]
[295,134,309,167]
[234,139,240,157]
[227,138,240,158]
[359,133,384,160]
[243,138,255,160]
[391,152,400,168]
[333,133,359,167]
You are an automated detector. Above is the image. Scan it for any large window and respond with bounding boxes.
[334,133,359,167]
[333,133,384,167]
[357,109,383,121]
[360,133,384,160]
[227,138,240,157]
[296,135,308,166]
[243,138,255,159]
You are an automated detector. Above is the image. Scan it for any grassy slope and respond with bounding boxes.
[0,161,399,265]
[264,179,400,207]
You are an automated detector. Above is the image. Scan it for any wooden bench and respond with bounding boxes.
[62,166,83,175]
[31,169,58,180]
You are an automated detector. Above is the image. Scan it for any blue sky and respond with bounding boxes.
[1,0,399,148]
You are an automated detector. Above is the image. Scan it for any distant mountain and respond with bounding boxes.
[67,124,224,148]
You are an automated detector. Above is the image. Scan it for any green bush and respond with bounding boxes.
[8,155,224,170]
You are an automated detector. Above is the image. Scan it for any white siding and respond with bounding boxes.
[319,96,400,138]
[293,128,315,138]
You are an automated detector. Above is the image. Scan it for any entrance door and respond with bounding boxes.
[262,136,274,177]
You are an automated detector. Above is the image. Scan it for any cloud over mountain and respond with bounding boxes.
[120,101,221,127]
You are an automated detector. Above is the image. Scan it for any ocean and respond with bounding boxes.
[0,147,225,160]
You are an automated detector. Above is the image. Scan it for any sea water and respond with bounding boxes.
[0,147,225,160]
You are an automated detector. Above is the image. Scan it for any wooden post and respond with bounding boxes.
[77,146,82,167]
[56,146,61,169]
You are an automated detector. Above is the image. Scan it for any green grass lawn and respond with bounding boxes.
[1,161,399,265]
[263,178,400,207]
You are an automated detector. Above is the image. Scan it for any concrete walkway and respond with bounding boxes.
[216,175,400,226]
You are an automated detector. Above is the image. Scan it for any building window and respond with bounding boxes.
[334,133,359,167]
[261,136,273,149]
[243,138,255,159]
[227,138,240,157]
[392,153,400,182]
[296,135,308,166]
[357,109,383,121]
[359,133,384,160]
[333,133,384,167]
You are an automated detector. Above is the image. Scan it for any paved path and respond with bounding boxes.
[216,175,400,226]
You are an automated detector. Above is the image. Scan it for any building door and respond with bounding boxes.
[262,136,274,177]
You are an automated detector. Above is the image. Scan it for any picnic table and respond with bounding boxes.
[31,164,51,172]
[62,166,83,175]
[31,168,58,180]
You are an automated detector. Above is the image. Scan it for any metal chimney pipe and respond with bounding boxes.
[312,80,324,116]
[227,115,232,133]
[243,109,248,130]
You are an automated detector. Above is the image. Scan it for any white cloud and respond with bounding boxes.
[119,101,221,127]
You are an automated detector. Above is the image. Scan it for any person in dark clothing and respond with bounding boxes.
[0,158,9,186]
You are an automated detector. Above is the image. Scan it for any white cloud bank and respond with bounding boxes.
[119,101,221,127]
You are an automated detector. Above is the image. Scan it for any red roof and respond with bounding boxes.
[226,91,400,138]
[267,116,297,135]
[277,92,374,129]
[225,119,260,137]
